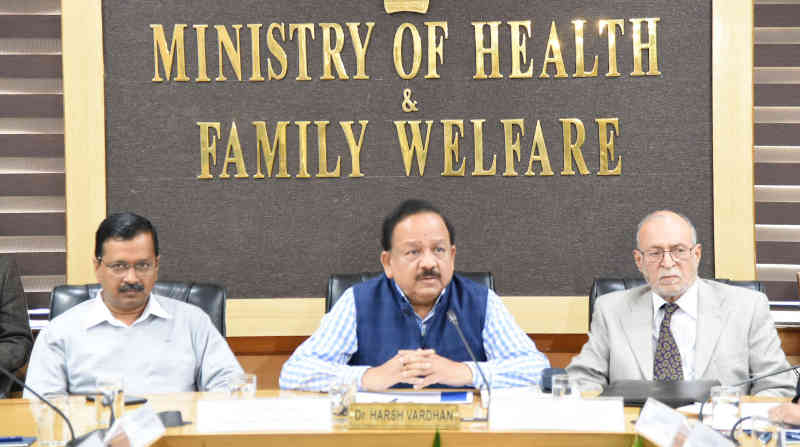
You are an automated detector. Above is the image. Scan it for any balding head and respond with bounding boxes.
[636,210,697,250]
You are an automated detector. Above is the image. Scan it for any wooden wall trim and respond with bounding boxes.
[712,0,756,279]
[226,296,589,337]
[62,0,107,284]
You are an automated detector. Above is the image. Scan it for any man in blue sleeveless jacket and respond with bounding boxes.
[280,199,549,392]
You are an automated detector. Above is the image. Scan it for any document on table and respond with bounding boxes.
[355,391,474,404]
[489,388,625,432]
[196,398,332,433]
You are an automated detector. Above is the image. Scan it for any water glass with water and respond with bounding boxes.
[95,375,125,429]
[551,374,572,398]
[710,385,741,431]
[228,373,257,398]
[749,416,779,447]
[31,393,71,447]
[329,378,358,418]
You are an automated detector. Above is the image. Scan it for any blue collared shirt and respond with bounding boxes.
[279,281,550,391]
[24,291,243,397]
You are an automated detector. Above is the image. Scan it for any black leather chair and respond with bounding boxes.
[588,277,767,325]
[49,281,228,335]
[326,271,495,312]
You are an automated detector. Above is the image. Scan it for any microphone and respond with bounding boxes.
[0,364,110,447]
[698,364,800,424]
[446,310,492,420]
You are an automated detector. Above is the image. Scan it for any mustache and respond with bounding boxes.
[119,282,145,293]
[416,269,440,280]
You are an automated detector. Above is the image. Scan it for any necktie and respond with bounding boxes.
[653,303,684,381]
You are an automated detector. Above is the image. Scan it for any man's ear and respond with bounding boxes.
[380,251,393,278]
[633,249,644,273]
[93,256,102,280]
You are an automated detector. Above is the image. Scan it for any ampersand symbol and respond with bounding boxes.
[401,88,418,112]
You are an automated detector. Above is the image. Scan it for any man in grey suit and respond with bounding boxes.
[567,210,794,396]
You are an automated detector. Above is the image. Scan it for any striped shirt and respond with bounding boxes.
[279,283,550,391]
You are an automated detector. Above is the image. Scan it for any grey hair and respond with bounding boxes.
[635,210,698,249]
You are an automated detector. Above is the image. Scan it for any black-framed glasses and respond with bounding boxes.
[98,259,156,276]
[636,245,696,264]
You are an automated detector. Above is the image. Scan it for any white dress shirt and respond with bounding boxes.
[651,281,699,379]
[24,291,243,397]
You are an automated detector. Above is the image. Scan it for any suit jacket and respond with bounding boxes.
[566,278,795,396]
[0,256,34,396]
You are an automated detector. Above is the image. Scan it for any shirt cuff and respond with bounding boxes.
[340,365,370,391]
[466,361,490,389]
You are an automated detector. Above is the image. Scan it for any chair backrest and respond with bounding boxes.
[49,281,228,335]
[326,271,495,312]
[588,277,767,325]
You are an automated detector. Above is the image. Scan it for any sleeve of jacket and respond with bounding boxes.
[748,291,795,397]
[0,256,34,394]
[566,297,612,387]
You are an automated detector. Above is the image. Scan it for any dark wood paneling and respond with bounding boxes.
[0,173,65,195]
[763,281,799,301]
[755,124,800,146]
[14,252,65,276]
[0,95,63,118]
[0,16,60,38]
[755,85,800,107]
[0,134,64,157]
[0,55,61,77]
[757,242,800,264]
[0,213,65,236]
[227,336,309,355]
[756,5,800,27]
[25,291,51,309]
[756,45,800,67]
[756,203,800,225]
[755,164,800,186]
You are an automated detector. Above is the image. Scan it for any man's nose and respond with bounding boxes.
[123,265,139,282]
[660,251,677,268]
[419,250,437,268]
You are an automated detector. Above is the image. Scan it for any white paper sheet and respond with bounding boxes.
[196,398,332,433]
[355,391,473,404]
[489,388,625,432]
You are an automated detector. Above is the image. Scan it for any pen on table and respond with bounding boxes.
[0,438,22,443]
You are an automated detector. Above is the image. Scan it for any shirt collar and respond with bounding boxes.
[83,289,173,329]
[651,279,699,320]
[392,279,448,322]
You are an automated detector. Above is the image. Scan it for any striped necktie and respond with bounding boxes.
[653,302,684,381]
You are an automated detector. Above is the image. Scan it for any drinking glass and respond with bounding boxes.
[95,375,125,429]
[31,393,71,447]
[329,378,358,419]
[551,374,573,398]
[749,416,779,447]
[710,385,741,431]
[228,373,257,398]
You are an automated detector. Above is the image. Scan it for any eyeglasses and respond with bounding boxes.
[637,245,696,264]
[98,259,156,276]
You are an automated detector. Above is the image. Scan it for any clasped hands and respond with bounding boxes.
[361,348,473,391]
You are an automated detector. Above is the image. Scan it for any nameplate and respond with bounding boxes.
[489,389,625,431]
[348,403,461,429]
[197,398,332,433]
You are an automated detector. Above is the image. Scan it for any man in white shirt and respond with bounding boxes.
[566,210,794,396]
[25,212,243,396]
